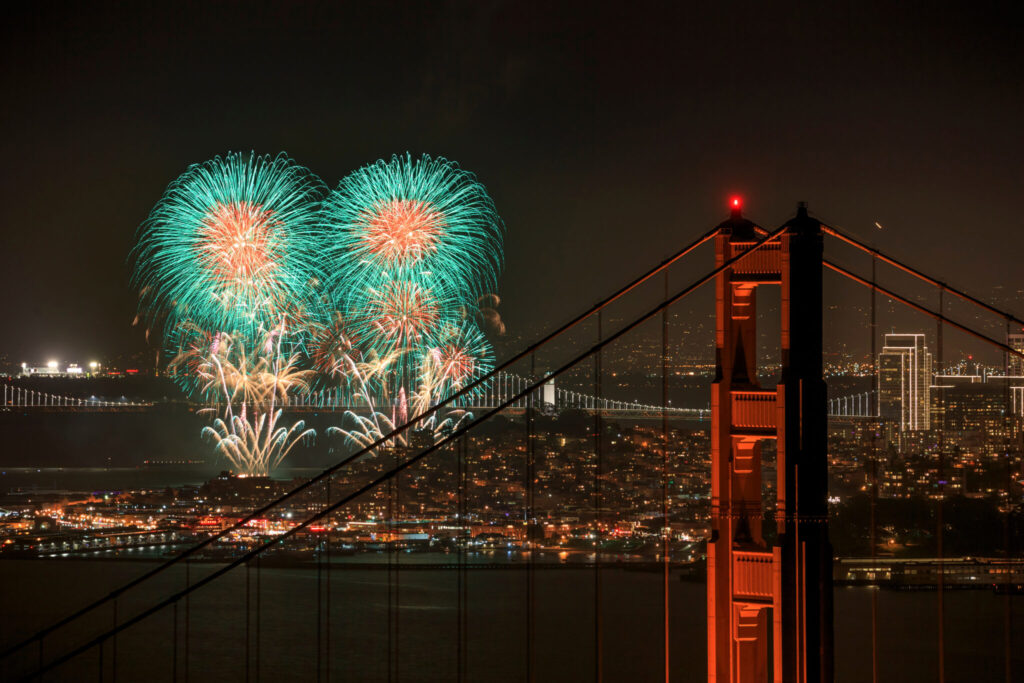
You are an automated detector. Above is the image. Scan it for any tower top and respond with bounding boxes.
[716,197,758,240]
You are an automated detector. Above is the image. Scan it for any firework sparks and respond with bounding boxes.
[328,407,473,455]
[365,279,441,349]
[361,198,444,266]
[196,327,313,475]
[197,201,283,308]
[134,152,325,475]
[132,152,325,335]
[319,153,503,404]
[419,320,495,403]
[319,153,503,305]
[203,411,315,477]
[135,150,504,473]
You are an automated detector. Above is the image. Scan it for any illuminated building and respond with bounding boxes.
[19,362,61,377]
[933,374,1023,458]
[1009,331,1024,376]
[878,333,932,432]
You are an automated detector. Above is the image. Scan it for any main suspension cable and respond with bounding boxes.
[823,226,1024,329]
[823,260,1024,362]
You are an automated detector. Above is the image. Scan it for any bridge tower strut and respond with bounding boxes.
[708,202,833,683]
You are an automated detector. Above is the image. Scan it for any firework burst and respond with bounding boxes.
[419,320,495,403]
[363,279,442,350]
[318,153,503,305]
[134,150,504,472]
[328,407,474,455]
[179,325,315,475]
[132,152,325,337]
[203,412,315,477]
[318,153,503,405]
[134,152,325,475]
[361,198,444,266]
[307,311,362,379]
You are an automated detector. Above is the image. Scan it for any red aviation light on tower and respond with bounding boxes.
[729,196,743,218]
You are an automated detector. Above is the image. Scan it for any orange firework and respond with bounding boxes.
[418,321,494,402]
[197,201,283,304]
[309,312,362,378]
[360,198,444,267]
[366,280,440,349]
[433,342,476,389]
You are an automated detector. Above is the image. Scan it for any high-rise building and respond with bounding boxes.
[930,374,1024,457]
[1008,330,1024,376]
[878,333,932,431]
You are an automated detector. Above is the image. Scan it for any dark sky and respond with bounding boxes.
[1,1,1021,365]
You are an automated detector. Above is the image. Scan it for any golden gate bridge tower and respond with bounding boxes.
[708,201,834,682]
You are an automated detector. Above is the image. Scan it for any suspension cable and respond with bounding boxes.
[823,261,1024,362]
[823,226,1024,329]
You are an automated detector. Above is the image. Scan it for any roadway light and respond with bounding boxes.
[46,360,58,369]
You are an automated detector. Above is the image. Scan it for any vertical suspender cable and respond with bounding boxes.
[869,254,879,683]
[527,352,536,683]
[456,433,465,682]
[185,560,190,683]
[172,602,178,682]
[111,599,117,683]
[936,288,945,683]
[661,269,671,683]
[255,554,260,683]
[245,561,250,682]
[316,480,323,683]
[460,433,468,680]
[325,475,332,683]
[1004,317,1013,683]
[395,443,401,682]
[387,444,394,683]
[594,310,603,683]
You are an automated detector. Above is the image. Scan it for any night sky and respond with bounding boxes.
[1,1,1021,365]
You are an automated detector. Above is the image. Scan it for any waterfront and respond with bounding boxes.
[0,465,325,493]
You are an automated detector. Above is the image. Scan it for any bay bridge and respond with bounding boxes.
[2,371,709,420]
[2,202,1022,682]
[0,384,151,411]
[826,390,875,419]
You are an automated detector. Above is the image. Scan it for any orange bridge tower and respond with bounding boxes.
[707,202,834,683]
